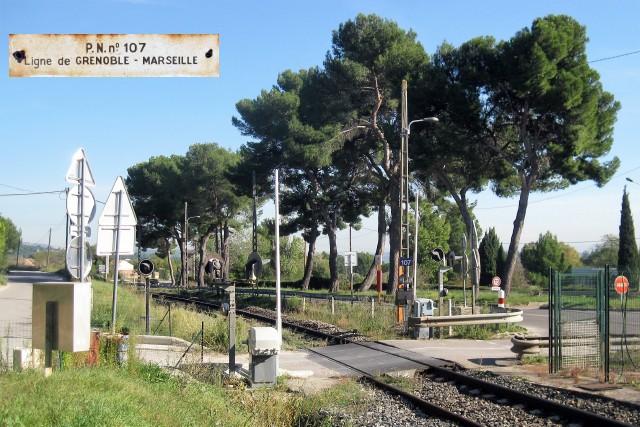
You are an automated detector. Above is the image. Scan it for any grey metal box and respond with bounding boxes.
[32,282,91,352]
[249,354,277,385]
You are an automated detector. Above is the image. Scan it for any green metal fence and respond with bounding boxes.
[605,268,640,382]
[550,267,640,382]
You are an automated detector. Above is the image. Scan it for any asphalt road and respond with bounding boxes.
[0,271,66,365]
[518,306,549,336]
[0,270,65,321]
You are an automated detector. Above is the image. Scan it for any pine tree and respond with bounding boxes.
[618,187,639,283]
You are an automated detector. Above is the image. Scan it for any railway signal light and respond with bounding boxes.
[138,259,155,276]
[431,248,445,263]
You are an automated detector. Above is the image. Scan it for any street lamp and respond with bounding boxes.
[400,83,438,289]
[398,79,439,324]
[405,119,438,301]
[406,117,439,135]
[626,177,639,186]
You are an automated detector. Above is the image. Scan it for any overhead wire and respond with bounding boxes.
[476,166,640,210]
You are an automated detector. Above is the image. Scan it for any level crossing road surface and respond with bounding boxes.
[309,341,452,376]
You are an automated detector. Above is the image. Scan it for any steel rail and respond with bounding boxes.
[153,291,635,427]
[306,347,483,427]
[421,365,637,427]
[365,341,636,427]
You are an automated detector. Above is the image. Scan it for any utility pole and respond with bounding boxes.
[183,201,187,287]
[46,228,52,268]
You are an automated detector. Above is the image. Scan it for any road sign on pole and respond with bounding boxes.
[65,148,95,281]
[97,177,137,256]
[67,185,96,226]
[66,148,95,187]
[344,251,358,267]
[614,275,630,294]
[65,236,91,280]
[98,177,137,227]
[97,176,137,334]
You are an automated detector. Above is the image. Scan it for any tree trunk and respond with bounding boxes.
[435,170,481,294]
[301,235,316,290]
[454,195,480,293]
[197,233,211,286]
[387,174,401,294]
[359,198,387,291]
[222,221,231,281]
[327,225,340,293]
[503,179,532,295]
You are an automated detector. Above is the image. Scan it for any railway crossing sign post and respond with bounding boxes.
[97,176,137,334]
[65,148,95,282]
[34,148,95,376]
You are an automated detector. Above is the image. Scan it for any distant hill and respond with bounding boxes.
[15,242,59,258]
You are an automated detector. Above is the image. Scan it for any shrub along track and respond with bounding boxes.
[153,291,639,426]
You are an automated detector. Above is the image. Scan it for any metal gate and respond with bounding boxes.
[549,267,609,379]
[550,266,640,382]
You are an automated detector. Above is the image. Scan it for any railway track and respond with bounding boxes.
[152,291,640,426]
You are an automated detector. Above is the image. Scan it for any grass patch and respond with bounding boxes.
[519,355,548,365]
[0,365,279,426]
[90,280,256,354]
[452,322,527,340]
[373,374,420,394]
[0,359,368,427]
[295,379,369,426]
[286,298,399,340]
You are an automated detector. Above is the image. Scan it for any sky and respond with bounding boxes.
[1,0,639,258]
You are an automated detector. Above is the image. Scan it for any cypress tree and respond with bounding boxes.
[618,187,639,283]
[479,228,501,286]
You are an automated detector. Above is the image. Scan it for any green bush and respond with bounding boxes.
[284,296,303,313]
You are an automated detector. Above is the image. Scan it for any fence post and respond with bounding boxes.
[448,300,453,336]
[604,265,610,382]
[331,296,335,316]
[201,321,204,363]
[302,297,306,313]
[371,298,375,319]
[145,277,150,335]
[168,304,172,337]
